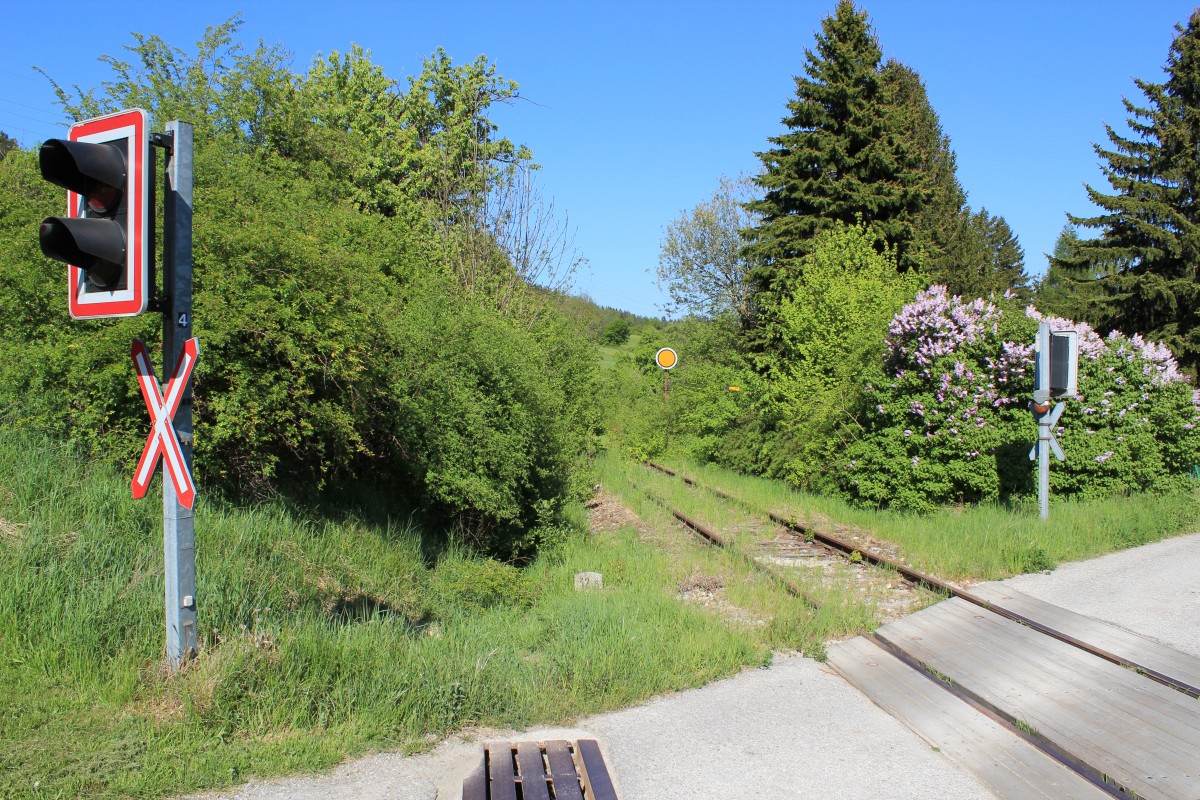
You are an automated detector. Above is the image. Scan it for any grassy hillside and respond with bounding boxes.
[0,429,868,799]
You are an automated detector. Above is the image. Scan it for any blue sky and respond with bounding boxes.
[0,1,1190,318]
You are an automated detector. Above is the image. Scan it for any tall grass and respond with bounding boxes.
[0,430,811,799]
[9,426,1187,798]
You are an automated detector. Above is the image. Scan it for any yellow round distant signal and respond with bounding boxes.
[655,347,678,370]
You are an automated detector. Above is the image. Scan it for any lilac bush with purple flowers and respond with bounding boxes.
[833,287,1200,511]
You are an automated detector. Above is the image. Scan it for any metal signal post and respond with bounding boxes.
[159,121,197,667]
[1029,322,1078,521]
[39,114,198,670]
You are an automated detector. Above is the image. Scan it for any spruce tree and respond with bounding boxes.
[745,0,928,313]
[882,61,967,278]
[882,64,1028,299]
[1036,226,1110,321]
[1057,10,1200,371]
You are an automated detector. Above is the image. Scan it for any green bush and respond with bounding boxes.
[752,222,920,485]
[834,286,1200,510]
[600,317,631,345]
[432,554,539,611]
[387,282,599,556]
[601,316,762,470]
[0,31,601,556]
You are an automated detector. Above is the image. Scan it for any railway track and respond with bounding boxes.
[644,460,1200,700]
[634,461,939,624]
[640,460,1200,800]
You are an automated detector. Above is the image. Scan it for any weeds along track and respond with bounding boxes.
[633,462,939,623]
[644,461,1200,701]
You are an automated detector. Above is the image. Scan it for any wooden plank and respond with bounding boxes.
[969,583,1200,691]
[906,601,1200,739]
[515,741,551,800]
[575,739,619,800]
[876,599,1200,799]
[828,636,1111,800]
[461,753,487,800]
[891,603,1200,761]
[544,740,585,800]
[486,742,518,800]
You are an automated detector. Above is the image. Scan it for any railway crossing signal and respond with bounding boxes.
[1031,323,1077,520]
[38,111,198,668]
[131,337,198,510]
[38,109,151,319]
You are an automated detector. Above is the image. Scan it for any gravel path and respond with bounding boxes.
[181,531,1200,800]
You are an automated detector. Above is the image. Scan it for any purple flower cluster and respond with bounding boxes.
[841,285,1200,509]
[886,286,1002,378]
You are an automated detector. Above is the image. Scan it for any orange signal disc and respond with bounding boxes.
[655,347,678,370]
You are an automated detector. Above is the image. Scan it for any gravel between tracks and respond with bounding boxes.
[181,532,1200,800]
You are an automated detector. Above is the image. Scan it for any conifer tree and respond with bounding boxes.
[1037,226,1115,322]
[745,0,929,313]
[1057,10,1200,371]
[882,61,967,278]
[882,64,1028,299]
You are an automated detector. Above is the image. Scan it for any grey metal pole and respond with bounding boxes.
[162,120,196,668]
[1035,322,1051,522]
[1038,418,1050,521]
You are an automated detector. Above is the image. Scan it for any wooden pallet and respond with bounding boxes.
[461,739,619,800]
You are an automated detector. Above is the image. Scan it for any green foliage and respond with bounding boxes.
[834,288,1200,510]
[0,431,774,798]
[388,282,600,556]
[745,0,932,293]
[934,207,1029,301]
[881,61,969,283]
[599,316,762,471]
[0,131,17,160]
[657,173,759,324]
[744,7,1027,327]
[600,316,631,345]
[1059,10,1200,372]
[755,222,921,485]
[1035,226,1109,323]
[547,290,658,342]
[432,553,539,611]
[1,19,598,556]
[1053,333,1200,499]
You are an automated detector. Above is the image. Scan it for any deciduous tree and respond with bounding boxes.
[0,131,17,160]
[656,173,759,324]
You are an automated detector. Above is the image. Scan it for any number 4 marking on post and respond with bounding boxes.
[131,338,198,509]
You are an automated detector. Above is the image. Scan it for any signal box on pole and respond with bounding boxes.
[39,108,150,319]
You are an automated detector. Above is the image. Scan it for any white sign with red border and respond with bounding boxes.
[131,337,198,509]
[67,108,150,319]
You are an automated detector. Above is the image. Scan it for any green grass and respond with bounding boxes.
[7,428,1194,799]
[650,456,1200,581]
[0,429,819,799]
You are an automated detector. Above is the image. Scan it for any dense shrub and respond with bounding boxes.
[0,29,601,556]
[388,281,599,556]
[834,286,1200,510]
[600,317,631,345]
[753,222,920,485]
[602,316,762,470]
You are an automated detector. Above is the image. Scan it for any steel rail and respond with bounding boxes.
[643,461,1200,700]
[865,632,1128,799]
[633,484,824,609]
